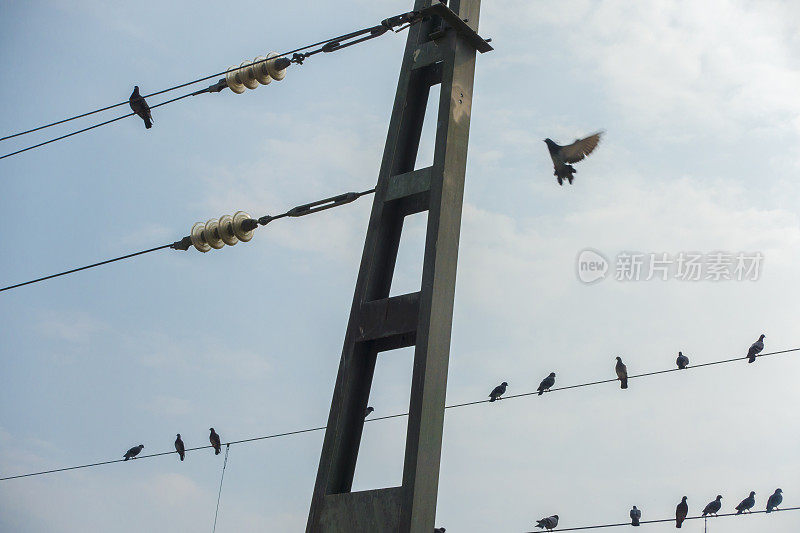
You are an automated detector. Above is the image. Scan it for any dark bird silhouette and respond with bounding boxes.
[535,515,559,530]
[675,496,688,528]
[702,495,722,517]
[676,351,689,369]
[434,528,446,533]
[123,444,144,461]
[537,372,556,395]
[209,428,222,455]
[544,131,603,185]
[735,491,755,514]
[630,505,641,526]
[766,488,783,512]
[747,334,765,363]
[615,356,628,389]
[129,86,153,129]
[489,381,508,402]
[364,406,374,418]
[175,434,185,461]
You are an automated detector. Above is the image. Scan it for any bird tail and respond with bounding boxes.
[123,456,129,461]
[538,389,544,396]
[766,508,772,513]
[489,397,496,402]
[215,447,220,455]
[180,453,185,461]
[748,354,756,363]
[145,119,152,129]
[676,522,682,528]
[621,377,628,389]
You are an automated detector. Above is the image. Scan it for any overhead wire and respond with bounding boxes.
[0,187,376,293]
[1,347,796,482]
[0,10,421,158]
[0,92,197,161]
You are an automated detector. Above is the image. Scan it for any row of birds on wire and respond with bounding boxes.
[534,489,785,530]
[488,335,767,401]
[122,428,222,461]
[120,335,768,461]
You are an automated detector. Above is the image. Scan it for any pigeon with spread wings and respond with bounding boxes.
[544,131,603,185]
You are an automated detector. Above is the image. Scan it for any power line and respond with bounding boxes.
[525,507,800,532]
[0,187,375,293]
[0,9,421,154]
[1,347,796,482]
[0,92,196,161]
[0,243,174,293]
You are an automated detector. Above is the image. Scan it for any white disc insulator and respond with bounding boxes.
[240,61,259,90]
[253,56,272,85]
[191,222,211,253]
[203,219,225,249]
[225,66,246,94]
[232,211,254,242]
[266,52,287,81]
[217,215,239,246]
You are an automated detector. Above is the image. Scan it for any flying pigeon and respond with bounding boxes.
[675,496,688,528]
[123,444,144,461]
[129,86,153,129]
[537,372,556,396]
[209,428,222,455]
[175,434,185,461]
[364,406,375,418]
[747,334,765,363]
[615,357,628,389]
[702,495,722,517]
[489,381,508,402]
[630,505,641,526]
[766,488,783,512]
[676,351,689,370]
[544,131,603,185]
[535,515,559,530]
[735,491,755,514]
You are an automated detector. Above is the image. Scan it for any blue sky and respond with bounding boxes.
[1,0,799,531]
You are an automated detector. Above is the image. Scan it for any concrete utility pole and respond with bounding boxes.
[306,1,490,531]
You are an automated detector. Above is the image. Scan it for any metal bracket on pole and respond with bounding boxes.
[306,1,488,531]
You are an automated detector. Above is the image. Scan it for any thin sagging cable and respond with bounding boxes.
[0,92,196,161]
[0,187,375,293]
[1,347,797,482]
[0,9,420,144]
[212,445,230,533]
[523,507,800,532]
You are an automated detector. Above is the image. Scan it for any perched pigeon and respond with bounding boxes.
[209,428,222,455]
[123,444,144,461]
[675,496,688,528]
[630,505,641,526]
[489,381,508,402]
[175,434,185,461]
[735,491,755,514]
[702,495,722,516]
[747,334,765,363]
[434,528,446,533]
[535,515,559,530]
[129,86,153,129]
[544,131,603,185]
[766,488,783,513]
[537,372,556,396]
[364,406,374,418]
[676,351,689,370]
[615,357,628,389]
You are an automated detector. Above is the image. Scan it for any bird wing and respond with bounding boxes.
[560,132,603,163]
